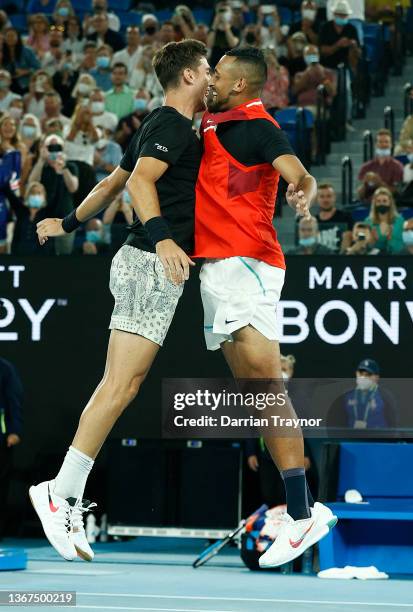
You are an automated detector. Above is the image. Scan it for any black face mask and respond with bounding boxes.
[245,32,256,44]
[145,26,156,36]
[376,205,390,215]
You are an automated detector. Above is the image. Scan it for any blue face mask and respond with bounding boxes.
[63,62,73,71]
[22,125,37,138]
[304,54,320,65]
[96,56,110,69]
[407,153,413,163]
[86,230,101,243]
[402,230,413,246]
[28,194,44,208]
[334,17,348,26]
[299,236,317,247]
[134,98,147,112]
[57,6,70,16]
[376,148,391,157]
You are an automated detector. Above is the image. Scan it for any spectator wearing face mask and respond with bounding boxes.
[319,0,360,70]
[400,219,413,255]
[102,190,134,252]
[90,44,114,92]
[289,215,334,254]
[363,187,404,254]
[105,63,135,121]
[52,52,79,117]
[208,2,240,69]
[71,73,97,107]
[357,170,386,205]
[327,359,397,431]
[112,26,142,78]
[28,134,79,254]
[292,44,337,114]
[24,71,53,119]
[326,0,365,44]
[140,14,160,46]
[115,88,150,150]
[93,129,122,182]
[8,99,24,125]
[8,181,55,255]
[19,114,42,188]
[52,0,75,28]
[0,70,21,113]
[261,48,290,113]
[315,183,353,252]
[283,31,308,78]
[255,5,286,53]
[87,12,124,53]
[289,0,322,45]
[343,221,380,254]
[90,87,118,133]
[80,217,110,255]
[358,129,403,193]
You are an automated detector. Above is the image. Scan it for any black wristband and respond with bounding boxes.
[62,209,81,233]
[144,216,172,246]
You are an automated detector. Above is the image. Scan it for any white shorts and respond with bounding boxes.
[200,256,285,351]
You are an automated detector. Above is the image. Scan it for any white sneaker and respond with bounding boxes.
[28,480,77,561]
[259,502,337,569]
[71,498,97,562]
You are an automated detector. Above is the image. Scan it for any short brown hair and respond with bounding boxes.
[376,128,392,139]
[153,39,207,91]
[318,182,334,191]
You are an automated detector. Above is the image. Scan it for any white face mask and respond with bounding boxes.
[302,8,316,20]
[356,376,374,391]
[78,82,92,95]
[281,371,290,381]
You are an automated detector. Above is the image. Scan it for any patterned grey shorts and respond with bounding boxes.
[109,245,184,346]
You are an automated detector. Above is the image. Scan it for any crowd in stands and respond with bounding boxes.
[0,0,412,256]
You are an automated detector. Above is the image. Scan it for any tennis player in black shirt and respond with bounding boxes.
[31,40,211,563]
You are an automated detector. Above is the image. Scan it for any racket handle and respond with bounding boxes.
[250,504,268,518]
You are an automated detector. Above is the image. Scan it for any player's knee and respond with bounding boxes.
[103,373,145,414]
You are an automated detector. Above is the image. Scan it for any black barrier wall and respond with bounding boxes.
[0,255,412,472]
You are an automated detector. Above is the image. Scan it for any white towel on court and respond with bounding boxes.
[317,566,389,580]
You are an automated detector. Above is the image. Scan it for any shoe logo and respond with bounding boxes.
[225,319,238,324]
[289,521,314,549]
[206,119,214,124]
[48,484,59,513]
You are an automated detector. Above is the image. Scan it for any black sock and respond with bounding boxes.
[281,467,311,521]
[306,479,315,508]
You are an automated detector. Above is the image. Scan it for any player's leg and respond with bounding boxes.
[221,326,337,568]
[29,330,159,562]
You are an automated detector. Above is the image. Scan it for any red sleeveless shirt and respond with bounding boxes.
[193,98,285,269]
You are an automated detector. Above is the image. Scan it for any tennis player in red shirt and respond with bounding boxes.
[193,47,337,568]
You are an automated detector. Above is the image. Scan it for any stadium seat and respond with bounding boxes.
[108,0,130,11]
[193,8,213,24]
[118,12,142,29]
[155,9,173,22]
[9,13,27,32]
[70,0,92,11]
[274,107,313,165]
[319,443,413,575]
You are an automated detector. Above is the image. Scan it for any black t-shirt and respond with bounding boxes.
[316,209,354,252]
[40,160,79,217]
[289,17,323,37]
[319,21,359,68]
[215,119,295,166]
[120,106,202,254]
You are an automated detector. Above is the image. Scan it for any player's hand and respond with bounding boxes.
[156,239,195,285]
[7,433,20,448]
[248,455,259,472]
[36,218,66,245]
[286,183,311,218]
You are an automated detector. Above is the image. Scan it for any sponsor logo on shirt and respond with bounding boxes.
[155,143,168,152]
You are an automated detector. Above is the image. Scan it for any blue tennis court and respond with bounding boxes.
[2,537,413,612]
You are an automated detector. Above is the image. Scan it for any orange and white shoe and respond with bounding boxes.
[259,502,337,568]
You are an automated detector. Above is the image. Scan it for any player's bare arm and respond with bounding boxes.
[127,156,194,285]
[36,166,131,245]
[273,154,317,219]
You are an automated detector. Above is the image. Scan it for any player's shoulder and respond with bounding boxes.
[145,106,193,130]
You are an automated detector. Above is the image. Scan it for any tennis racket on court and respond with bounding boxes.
[192,504,268,568]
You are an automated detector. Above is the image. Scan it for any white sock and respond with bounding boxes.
[54,446,94,500]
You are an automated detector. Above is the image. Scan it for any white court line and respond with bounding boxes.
[76,607,235,612]
[77,593,413,608]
